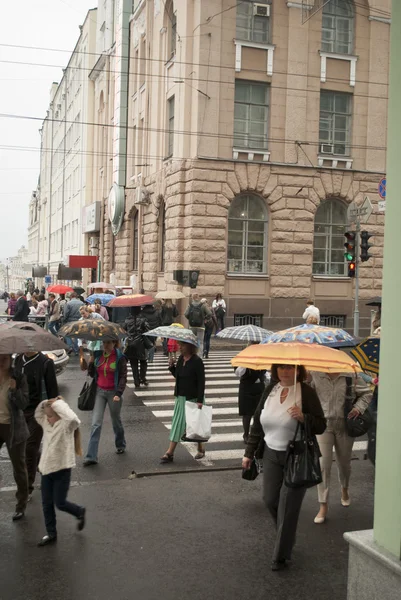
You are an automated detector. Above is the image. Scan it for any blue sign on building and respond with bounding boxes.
[44,275,52,285]
[378,177,386,200]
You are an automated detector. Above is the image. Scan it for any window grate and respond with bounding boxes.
[234,314,263,327]
[320,315,346,328]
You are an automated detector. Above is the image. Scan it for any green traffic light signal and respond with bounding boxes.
[344,231,356,261]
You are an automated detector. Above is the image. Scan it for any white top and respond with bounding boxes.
[302,305,320,323]
[212,299,226,310]
[260,383,302,451]
[35,398,80,476]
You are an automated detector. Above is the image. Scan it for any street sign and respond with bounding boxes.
[347,201,358,223]
[359,196,373,224]
[378,177,386,200]
[378,200,386,213]
[44,275,52,284]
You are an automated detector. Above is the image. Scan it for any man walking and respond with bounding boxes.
[302,299,320,324]
[47,293,61,335]
[62,292,84,355]
[13,290,30,322]
[185,293,211,357]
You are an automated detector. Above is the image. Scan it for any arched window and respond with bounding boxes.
[159,203,166,272]
[313,199,348,276]
[322,0,354,55]
[227,194,268,274]
[132,211,139,272]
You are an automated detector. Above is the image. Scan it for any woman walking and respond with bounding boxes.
[212,293,226,332]
[124,307,150,388]
[310,371,371,523]
[161,300,178,355]
[83,340,128,466]
[242,364,326,571]
[0,354,29,520]
[36,294,48,316]
[7,293,17,316]
[35,397,86,546]
[94,298,109,321]
[160,342,206,463]
[235,364,266,443]
[201,298,216,359]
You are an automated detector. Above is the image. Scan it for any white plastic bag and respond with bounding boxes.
[185,402,212,441]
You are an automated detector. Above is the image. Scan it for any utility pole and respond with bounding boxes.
[6,259,10,291]
[353,221,360,337]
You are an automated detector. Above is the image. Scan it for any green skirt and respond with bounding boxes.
[169,396,199,443]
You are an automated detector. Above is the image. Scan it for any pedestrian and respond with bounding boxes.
[242,364,326,571]
[62,292,84,355]
[200,298,216,359]
[58,294,67,319]
[167,337,179,361]
[124,307,150,388]
[35,397,86,546]
[161,300,178,356]
[141,301,162,363]
[14,352,58,502]
[302,300,320,324]
[184,293,211,357]
[0,354,29,521]
[7,293,17,316]
[212,293,226,332]
[83,340,128,466]
[47,293,61,335]
[310,371,371,524]
[79,305,105,353]
[36,294,48,316]
[306,315,319,325]
[94,298,109,321]
[160,341,206,463]
[30,300,38,315]
[13,290,30,322]
[235,359,267,443]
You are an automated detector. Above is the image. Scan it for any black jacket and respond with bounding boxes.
[169,354,205,403]
[238,368,266,417]
[15,353,59,415]
[13,297,30,322]
[244,381,326,459]
[141,306,162,330]
[124,315,150,360]
[161,304,178,326]
[6,367,29,447]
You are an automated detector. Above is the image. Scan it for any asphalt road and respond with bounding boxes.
[0,344,376,600]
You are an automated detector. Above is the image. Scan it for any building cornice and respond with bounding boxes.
[89,53,108,81]
[368,16,391,25]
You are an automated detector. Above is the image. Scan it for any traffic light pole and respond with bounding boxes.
[353,220,360,337]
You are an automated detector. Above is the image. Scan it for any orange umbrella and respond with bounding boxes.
[107,294,154,307]
[231,342,362,374]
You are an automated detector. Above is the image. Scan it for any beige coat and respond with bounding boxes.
[310,372,371,419]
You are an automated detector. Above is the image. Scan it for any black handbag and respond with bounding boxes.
[284,417,322,489]
[142,335,154,350]
[242,458,259,481]
[78,378,97,411]
[344,377,374,438]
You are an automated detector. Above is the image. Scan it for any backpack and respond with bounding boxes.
[188,303,203,327]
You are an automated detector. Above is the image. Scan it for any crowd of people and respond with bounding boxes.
[0,287,378,572]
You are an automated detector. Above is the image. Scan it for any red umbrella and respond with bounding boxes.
[107,294,154,307]
[47,284,74,294]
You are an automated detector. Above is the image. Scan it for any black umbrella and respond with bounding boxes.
[0,322,68,354]
[73,286,85,295]
[366,297,382,307]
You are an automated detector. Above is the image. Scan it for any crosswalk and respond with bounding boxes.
[127,350,368,467]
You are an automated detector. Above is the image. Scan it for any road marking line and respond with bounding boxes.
[128,387,240,397]
[150,407,239,418]
[162,419,243,429]
[143,397,238,407]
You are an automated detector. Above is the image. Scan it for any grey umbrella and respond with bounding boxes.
[0,322,68,354]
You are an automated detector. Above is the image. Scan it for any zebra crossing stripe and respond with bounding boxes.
[143,397,238,407]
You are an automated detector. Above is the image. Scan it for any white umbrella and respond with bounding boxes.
[155,291,185,300]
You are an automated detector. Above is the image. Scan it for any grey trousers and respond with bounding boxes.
[263,445,307,562]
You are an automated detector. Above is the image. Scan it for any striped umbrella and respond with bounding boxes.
[144,326,198,347]
[263,324,356,348]
[217,325,273,343]
[350,336,380,375]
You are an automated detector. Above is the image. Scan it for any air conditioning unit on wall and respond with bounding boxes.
[320,144,334,154]
[135,186,150,205]
[254,3,270,17]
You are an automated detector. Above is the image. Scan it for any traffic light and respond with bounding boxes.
[360,230,373,262]
[344,231,356,278]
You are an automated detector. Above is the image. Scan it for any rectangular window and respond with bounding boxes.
[319,91,352,156]
[320,314,346,328]
[132,214,138,271]
[234,314,263,327]
[234,81,269,150]
[236,1,270,44]
[170,10,177,56]
[167,96,175,157]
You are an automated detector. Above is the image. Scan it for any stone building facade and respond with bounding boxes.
[97,0,390,334]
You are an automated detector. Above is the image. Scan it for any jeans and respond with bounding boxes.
[130,359,147,386]
[162,338,168,355]
[65,336,79,354]
[189,327,205,356]
[85,388,126,462]
[48,320,60,336]
[204,327,213,356]
[148,344,156,363]
[25,413,43,493]
[41,468,84,537]
[0,424,28,512]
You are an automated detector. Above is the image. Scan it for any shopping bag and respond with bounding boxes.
[78,379,97,411]
[184,401,212,442]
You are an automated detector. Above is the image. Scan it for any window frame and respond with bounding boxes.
[167,95,175,158]
[159,203,166,273]
[236,0,270,44]
[234,80,269,151]
[132,211,139,272]
[227,193,268,275]
[312,199,348,277]
[321,0,354,55]
[319,91,352,157]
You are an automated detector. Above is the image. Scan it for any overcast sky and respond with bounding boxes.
[0,0,96,261]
